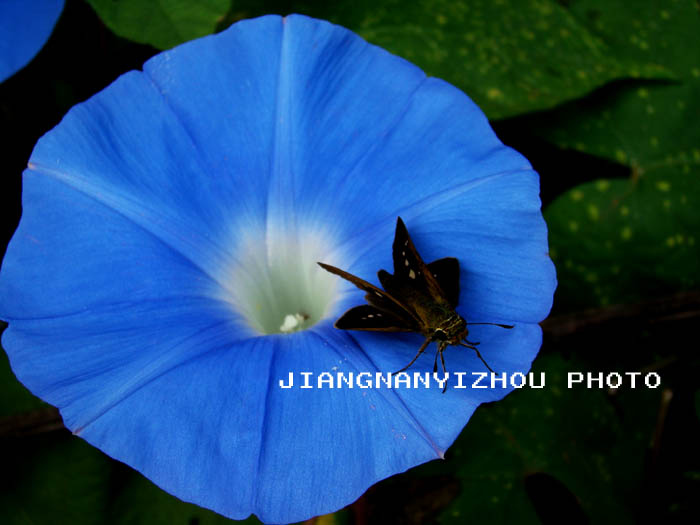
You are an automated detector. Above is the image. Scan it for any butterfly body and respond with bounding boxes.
[318,217,511,389]
[381,271,466,341]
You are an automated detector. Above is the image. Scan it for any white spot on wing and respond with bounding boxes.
[409,269,416,279]
[404,259,409,267]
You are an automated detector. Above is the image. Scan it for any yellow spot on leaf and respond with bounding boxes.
[595,180,610,191]
[656,180,671,191]
[316,513,337,525]
[637,88,649,98]
[621,227,632,240]
[666,236,675,247]
[650,136,659,147]
[486,87,503,100]
[663,199,671,209]
[571,189,584,201]
[569,221,579,232]
[620,205,630,216]
[587,204,600,221]
[615,149,627,163]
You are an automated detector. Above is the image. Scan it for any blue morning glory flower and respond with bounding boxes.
[0,0,64,82]
[0,14,556,524]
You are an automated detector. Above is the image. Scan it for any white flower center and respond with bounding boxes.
[222,227,340,335]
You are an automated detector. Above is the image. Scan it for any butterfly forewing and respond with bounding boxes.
[317,262,420,327]
[393,218,453,306]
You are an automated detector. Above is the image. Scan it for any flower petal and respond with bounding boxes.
[403,172,556,324]
[232,15,533,253]
[0,0,64,82]
[76,336,274,520]
[0,173,253,432]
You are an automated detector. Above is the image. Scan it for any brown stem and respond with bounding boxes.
[541,290,700,339]
[0,406,64,439]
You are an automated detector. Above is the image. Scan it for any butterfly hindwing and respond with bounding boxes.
[334,305,414,331]
[426,257,460,308]
[392,217,452,306]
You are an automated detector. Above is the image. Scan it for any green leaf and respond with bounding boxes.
[85,0,230,50]
[546,168,699,310]
[0,435,112,525]
[293,0,671,119]
[93,0,671,117]
[437,353,659,524]
[530,0,700,165]
[528,0,700,308]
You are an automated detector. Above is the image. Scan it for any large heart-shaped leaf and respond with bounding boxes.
[528,0,700,309]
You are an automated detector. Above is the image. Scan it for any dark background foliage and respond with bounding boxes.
[1,1,699,523]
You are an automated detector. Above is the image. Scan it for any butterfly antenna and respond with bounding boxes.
[467,322,514,329]
[459,342,495,374]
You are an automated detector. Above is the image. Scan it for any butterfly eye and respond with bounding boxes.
[433,328,448,341]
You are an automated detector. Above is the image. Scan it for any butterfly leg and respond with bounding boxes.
[459,342,495,374]
[438,344,449,393]
[394,336,433,374]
